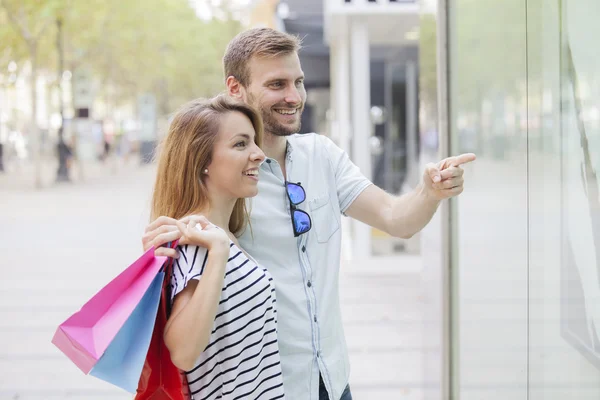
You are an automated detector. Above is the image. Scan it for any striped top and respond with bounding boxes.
[171,241,285,400]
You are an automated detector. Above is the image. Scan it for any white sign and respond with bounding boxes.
[138,94,157,141]
[72,68,93,109]
[74,118,95,161]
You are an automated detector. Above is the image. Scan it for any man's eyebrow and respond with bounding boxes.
[264,75,304,83]
[264,78,284,84]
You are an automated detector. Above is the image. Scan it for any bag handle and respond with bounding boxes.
[161,240,179,316]
[159,240,179,272]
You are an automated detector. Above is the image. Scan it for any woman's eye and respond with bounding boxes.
[271,82,283,88]
[235,141,246,148]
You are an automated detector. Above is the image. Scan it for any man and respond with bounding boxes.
[144,28,475,400]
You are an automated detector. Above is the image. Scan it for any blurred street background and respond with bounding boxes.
[0,0,247,188]
[0,1,426,397]
[2,0,600,400]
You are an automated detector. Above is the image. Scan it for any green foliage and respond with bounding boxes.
[0,0,243,114]
[451,0,528,110]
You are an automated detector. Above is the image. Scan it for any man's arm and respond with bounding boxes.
[345,153,476,239]
[345,183,440,239]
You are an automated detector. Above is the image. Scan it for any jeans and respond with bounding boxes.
[319,375,352,400]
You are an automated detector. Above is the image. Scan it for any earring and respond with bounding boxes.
[204,169,208,174]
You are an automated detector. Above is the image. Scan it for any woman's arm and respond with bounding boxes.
[164,244,229,371]
[162,217,231,371]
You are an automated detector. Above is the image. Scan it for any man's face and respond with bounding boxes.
[243,53,306,137]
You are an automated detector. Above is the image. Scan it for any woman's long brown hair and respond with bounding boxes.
[150,95,263,236]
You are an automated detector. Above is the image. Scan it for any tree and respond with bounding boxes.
[0,0,61,188]
[451,0,528,111]
[1,0,244,187]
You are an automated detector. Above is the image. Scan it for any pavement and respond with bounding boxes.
[0,160,426,400]
[0,154,136,192]
[341,257,426,400]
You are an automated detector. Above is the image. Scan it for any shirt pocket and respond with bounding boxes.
[308,193,340,243]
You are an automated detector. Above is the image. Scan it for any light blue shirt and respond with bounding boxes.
[238,133,372,400]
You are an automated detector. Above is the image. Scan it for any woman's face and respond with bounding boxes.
[205,111,265,200]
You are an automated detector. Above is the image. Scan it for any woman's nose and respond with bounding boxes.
[252,145,266,163]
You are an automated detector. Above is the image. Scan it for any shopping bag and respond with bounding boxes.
[135,248,191,400]
[52,246,169,374]
[89,271,164,393]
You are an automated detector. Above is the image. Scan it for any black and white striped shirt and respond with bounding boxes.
[171,242,285,400]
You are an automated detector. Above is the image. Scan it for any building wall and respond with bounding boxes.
[449,0,600,399]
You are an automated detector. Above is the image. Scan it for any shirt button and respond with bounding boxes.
[266,159,271,164]
[307,281,312,287]
[314,315,317,322]
[316,351,320,358]
[302,246,306,252]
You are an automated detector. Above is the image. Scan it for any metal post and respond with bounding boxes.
[437,0,454,398]
[30,44,41,189]
[56,17,70,182]
[421,1,453,399]
[405,61,419,189]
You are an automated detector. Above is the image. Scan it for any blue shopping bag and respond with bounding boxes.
[89,271,165,393]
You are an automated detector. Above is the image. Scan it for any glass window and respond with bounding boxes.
[528,0,600,398]
[449,1,528,399]
[450,0,600,398]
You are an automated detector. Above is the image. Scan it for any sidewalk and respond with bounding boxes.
[0,164,154,400]
[341,255,426,400]
[0,155,141,192]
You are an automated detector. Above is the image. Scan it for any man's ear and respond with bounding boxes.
[226,76,244,100]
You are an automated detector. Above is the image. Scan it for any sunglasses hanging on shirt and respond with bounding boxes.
[285,181,312,237]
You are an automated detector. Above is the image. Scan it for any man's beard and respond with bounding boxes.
[250,97,302,136]
[261,107,302,137]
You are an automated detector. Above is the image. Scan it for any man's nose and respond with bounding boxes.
[284,86,302,105]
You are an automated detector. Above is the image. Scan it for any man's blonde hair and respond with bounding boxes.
[223,27,302,87]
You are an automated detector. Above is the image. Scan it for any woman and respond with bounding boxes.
[149,95,284,400]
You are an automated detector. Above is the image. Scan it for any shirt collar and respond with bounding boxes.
[285,139,294,161]
[262,138,295,167]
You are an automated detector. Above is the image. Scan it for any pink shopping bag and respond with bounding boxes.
[52,246,169,374]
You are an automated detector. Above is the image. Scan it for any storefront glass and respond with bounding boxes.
[450,0,600,398]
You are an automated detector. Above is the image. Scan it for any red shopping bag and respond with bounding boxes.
[135,242,191,400]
